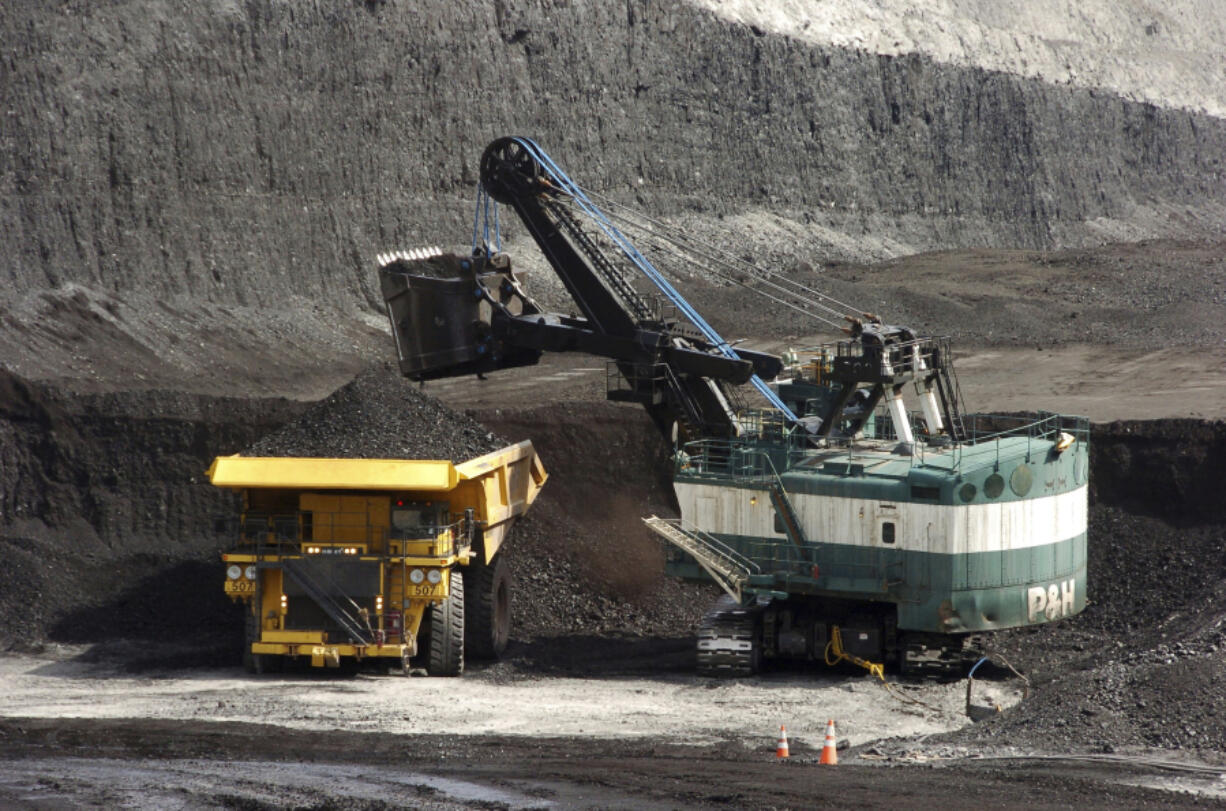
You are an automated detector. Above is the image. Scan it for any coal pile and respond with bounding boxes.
[506,501,716,641]
[949,419,1226,755]
[245,363,505,460]
[470,402,718,643]
[0,367,305,651]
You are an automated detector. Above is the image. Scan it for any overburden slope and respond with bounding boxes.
[3,1,1226,392]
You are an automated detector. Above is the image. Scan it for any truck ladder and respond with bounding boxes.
[643,516,760,601]
[280,558,373,645]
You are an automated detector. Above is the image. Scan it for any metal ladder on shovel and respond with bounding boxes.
[643,516,760,601]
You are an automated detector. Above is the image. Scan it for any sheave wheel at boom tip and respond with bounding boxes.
[480,137,543,204]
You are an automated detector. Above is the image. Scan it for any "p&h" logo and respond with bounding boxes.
[1027,579,1075,622]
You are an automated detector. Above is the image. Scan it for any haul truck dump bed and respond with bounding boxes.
[208,440,546,675]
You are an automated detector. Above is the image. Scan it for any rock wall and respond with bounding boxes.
[0,368,303,648]
[3,0,1225,322]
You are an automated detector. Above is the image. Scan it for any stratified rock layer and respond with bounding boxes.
[3,0,1224,316]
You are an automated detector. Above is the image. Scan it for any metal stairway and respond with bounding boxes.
[931,341,969,442]
[643,516,760,601]
[745,449,813,567]
[767,482,806,548]
[280,558,372,645]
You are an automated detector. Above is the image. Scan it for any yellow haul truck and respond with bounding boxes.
[207,441,546,675]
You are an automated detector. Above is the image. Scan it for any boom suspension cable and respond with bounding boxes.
[578,186,865,321]
[511,137,797,419]
[551,196,848,330]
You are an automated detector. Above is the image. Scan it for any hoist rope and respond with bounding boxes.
[470,185,503,255]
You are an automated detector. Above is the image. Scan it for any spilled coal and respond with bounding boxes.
[2,364,1225,754]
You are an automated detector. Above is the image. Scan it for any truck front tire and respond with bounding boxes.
[427,569,465,676]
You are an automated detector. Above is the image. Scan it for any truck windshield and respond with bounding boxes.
[391,505,444,538]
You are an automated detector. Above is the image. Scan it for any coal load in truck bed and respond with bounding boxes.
[244,363,505,460]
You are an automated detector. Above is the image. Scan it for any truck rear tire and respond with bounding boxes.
[463,553,511,660]
[427,569,465,676]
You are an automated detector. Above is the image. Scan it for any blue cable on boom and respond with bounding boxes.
[511,137,798,421]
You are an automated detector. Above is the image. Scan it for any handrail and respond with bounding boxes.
[644,515,760,601]
[226,510,475,556]
[677,410,1089,479]
[607,361,707,430]
[280,557,373,645]
[657,517,761,573]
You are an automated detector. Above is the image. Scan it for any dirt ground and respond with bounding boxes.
[418,342,1226,423]
[0,643,1219,809]
[0,642,1011,748]
[4,716,1224,810]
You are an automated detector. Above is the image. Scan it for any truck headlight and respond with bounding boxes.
[409,568,425,584]
[226,565,241,580]
[244,565,258,580]
[426,569,442,585]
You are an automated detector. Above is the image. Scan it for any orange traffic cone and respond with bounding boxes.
[819,719,838,765]
[776,725,790,759]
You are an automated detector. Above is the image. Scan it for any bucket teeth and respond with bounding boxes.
[376,246,446,267]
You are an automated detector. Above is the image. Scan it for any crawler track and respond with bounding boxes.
[696,594,763,676]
